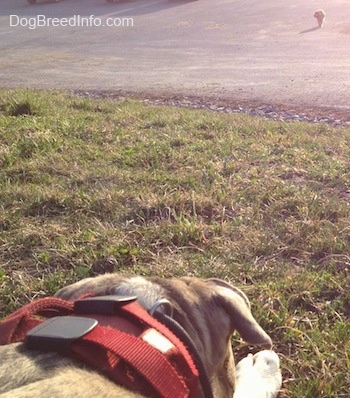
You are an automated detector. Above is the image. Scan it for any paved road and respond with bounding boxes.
[1,0,350,110]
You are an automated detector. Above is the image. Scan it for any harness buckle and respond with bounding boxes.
[25,316,98,354]
[24,296,137,354]
[74,295,137,315]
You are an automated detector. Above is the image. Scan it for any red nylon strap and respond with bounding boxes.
[72,325,189,398]
[0,297,74,345]
[0,297,199,398]
[119,301,199,397]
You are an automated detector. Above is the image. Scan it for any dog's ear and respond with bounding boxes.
[206,278,272,348]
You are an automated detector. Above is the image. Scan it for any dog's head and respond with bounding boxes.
[56,274,272,397]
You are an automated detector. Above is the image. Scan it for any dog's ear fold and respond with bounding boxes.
[206,278,272,348]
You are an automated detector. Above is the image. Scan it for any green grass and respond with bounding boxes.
[0,89,349,397]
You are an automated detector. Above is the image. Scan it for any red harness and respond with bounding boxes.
[0,295,199,398]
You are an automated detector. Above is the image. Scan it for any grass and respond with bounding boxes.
[0,89,349,397]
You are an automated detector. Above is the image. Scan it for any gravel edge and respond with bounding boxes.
[73,90,350,128]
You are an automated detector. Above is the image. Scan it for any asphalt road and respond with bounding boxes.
[1,0,350,110]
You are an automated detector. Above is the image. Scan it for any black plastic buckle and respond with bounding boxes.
[25,316,97,354]
[74,295,137,315]
[24,296,137,355]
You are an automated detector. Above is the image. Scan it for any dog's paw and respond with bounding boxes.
[234,350,282,398]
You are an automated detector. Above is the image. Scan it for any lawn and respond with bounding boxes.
[0,89,349,397]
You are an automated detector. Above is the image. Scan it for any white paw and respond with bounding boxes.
[233,350,282,398]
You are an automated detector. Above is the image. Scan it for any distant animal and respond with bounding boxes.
[0,274,282,397]
[314,9,326,28]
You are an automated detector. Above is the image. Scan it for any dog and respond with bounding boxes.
[314,9,326,28]
[0,274,282,397]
